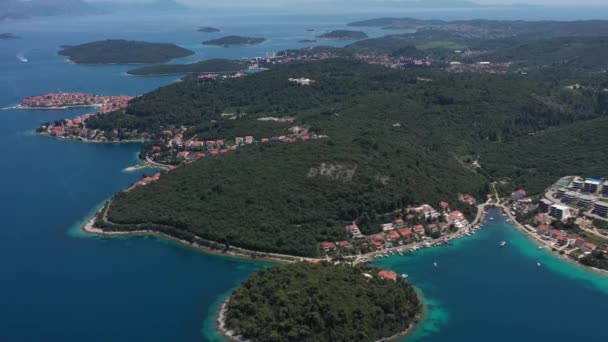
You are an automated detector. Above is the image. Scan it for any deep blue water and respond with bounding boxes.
[1,10,608,342]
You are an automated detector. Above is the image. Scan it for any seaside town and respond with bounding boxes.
[320,199,477,263]
[28,93,135,141]
[320,175,608,273]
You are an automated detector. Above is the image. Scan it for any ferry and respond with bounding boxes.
[500,241,507,247]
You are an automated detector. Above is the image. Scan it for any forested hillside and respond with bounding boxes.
[93,58,608,256]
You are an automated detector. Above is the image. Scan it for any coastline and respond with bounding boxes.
[498,203,608,276]
[81,206,304,265]
[2,103,102,111]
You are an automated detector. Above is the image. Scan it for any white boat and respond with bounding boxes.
[537,262,542,267]
[401,273,409,279]
[16,53,28,62]
[500,241,507,247]
[538,246,543,249]
[433,262,438,267]
[490,217,494,220]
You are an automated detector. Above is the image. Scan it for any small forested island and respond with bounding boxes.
[316,30,368,40]
[58,39,194,64]
[0,33,19,40]
[221,263,421,342]
[202,35,266,47]
[127,59,246,76]
[197,26,220,33]
[298,39,317,43]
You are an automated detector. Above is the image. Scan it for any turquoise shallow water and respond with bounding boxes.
[2,10,608,342]
[375,208,608,341]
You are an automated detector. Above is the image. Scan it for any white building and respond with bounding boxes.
[550,204,571,220]
[594,202,608,218]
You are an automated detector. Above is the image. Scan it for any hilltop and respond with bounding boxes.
[58,39,194,64]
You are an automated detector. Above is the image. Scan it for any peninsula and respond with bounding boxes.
[32,18,606,267]
[126,59,247,76]
[58,39,194,64]
[197,26,220,33]
[220,263,421,342]
[202,36,266,47]
[316,30,368,40]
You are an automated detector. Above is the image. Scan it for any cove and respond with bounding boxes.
[375,208,608,341]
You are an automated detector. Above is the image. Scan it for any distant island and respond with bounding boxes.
[58,39,194,64]
[220,263,421,342]
[127,59,246,76]
[298,39,317,43]
[202,35,266,47]
[316,30,368,40]
[0,33,19,40]
[197,26,220,33]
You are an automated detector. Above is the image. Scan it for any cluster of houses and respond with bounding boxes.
[321,202,471,256]
[509,189,536,214]
[35,95,136,142]
[534,222,597,253]
[147,125,328,165]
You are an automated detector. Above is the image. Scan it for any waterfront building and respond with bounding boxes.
[603,181,608,196]
[593,202,608,218]
[583,179,602,193]
[539,199,553,213]
[578,195,596,208]
[550,204,571,220]
[378,270,397,281]
[556,188,567,198]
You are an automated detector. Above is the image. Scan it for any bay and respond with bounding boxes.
[1,10,608,342]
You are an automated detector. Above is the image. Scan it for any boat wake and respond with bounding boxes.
[16,52,28,62]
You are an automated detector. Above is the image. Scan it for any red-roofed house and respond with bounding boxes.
[261,138,270,143]
[378,270,397,281]
[387,231,400,242]
[244,136,254,144]
[337,241,353,249]
[398,228,413,239]
[321,242,337,252]
[393,218,405,228]
[511,189,527,201]
[551,229,565,239]
[448,210,465,223]
[439,201,450,211]
[582,242,597,252]
[537,225,550,236]
[414,224,425,235]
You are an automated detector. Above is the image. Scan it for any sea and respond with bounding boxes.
[1,8,607,342]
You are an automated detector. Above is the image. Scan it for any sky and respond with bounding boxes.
[86,0,608,7]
